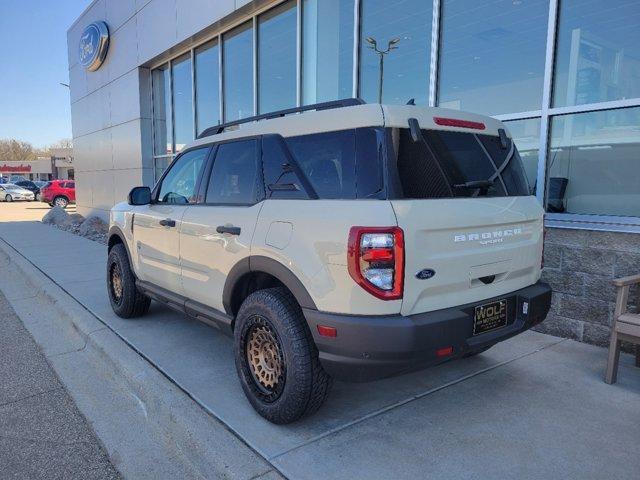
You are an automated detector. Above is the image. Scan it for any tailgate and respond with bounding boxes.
[392,196,544,316]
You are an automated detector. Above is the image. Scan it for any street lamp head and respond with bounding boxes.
[366,37,377,48]
[388,38,400,50]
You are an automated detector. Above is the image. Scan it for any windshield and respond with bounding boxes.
[3,184,21,190]
[389,128,530,199]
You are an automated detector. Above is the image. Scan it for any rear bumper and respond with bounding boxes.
[304,281,552,382]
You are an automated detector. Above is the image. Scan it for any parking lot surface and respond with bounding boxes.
[0,200,76,222]
[0,203,639,479]
[0,289,120,479]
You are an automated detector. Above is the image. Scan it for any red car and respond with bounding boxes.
[40,180,76,208]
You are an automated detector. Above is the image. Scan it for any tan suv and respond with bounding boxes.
[107,99,551,424]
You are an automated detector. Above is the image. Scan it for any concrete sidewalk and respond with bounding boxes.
[1,219,639,479]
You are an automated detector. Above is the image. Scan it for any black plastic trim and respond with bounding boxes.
[304,281,552,382]
[136,280,234,335]
[222,256,317,316]
[107,226,133,266]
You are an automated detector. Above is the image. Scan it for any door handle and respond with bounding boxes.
[159,218,176,227]
[216,225,241,235]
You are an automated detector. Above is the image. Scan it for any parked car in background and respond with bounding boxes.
[0,183,35,202]
[15,180,42,201]
[40,180,76,208]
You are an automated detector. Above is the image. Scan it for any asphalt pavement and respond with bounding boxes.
[0,290,120,480]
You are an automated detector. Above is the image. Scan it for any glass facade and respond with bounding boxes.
[195,40,220,136]
[547,107,640,217]
[152,65,172,156]
[553,0,640,107]
[302,0,354,104]
[223,22,254,122]
[359,0,432,105]
[438,0,548,115]
[150,0,640,228]
[258,0,297,114]
[171,54,193,153]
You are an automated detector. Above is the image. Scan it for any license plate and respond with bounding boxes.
[473,299,508,335]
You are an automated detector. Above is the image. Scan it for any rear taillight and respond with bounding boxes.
[348,227,404,300]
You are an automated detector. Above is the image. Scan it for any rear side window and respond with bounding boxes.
[280,128,382,199]
[205,140,261,205]
[262,136,309,200]
[390,128,530,199]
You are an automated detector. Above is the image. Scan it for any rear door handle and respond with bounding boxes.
[159,218,176,227]
[216,225,241,235]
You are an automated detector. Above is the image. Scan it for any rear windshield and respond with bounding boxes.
[389,128,530,199]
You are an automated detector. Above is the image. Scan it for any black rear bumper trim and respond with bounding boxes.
[303,281,552,382]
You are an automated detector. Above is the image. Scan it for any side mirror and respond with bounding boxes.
[128,186,151,205]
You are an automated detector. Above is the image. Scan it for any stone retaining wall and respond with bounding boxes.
[535,227,639,350]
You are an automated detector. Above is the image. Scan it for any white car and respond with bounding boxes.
[107,99,551,423]
[0,184,35,202]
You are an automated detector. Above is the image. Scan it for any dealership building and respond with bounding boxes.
[67,0,639,345]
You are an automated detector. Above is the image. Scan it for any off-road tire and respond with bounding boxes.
[5,194,12,202]
[107,243,150,318]
[234,287,332,424]
[53,196,69,208]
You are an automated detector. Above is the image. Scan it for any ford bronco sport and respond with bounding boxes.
[107,99,551,424]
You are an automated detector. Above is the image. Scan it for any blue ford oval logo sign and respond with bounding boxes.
[78,22,110,72]
[416,269,436,280]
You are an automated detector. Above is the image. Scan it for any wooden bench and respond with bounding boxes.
[605,274,640,384]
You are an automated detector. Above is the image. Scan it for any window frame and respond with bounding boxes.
[151,145,213,205]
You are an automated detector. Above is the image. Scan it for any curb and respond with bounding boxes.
[0,237,284,480]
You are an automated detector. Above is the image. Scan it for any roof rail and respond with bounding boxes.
[197,98,366,139]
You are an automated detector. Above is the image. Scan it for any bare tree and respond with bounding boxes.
[0,139,37,161]
[49,138,73,149]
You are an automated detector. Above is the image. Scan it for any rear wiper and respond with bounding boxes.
[453,180,494,190]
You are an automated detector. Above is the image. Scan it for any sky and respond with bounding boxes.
[0,0,92,148]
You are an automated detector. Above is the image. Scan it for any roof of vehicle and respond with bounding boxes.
[188,102,509,150]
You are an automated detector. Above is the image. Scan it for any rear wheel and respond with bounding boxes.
[107,243,150,318]
[53,196,68,208]
[35,193,41,201]
[5,194,12,202]
[234,288,332,424]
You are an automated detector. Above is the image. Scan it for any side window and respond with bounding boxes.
[262,135,309,200]
[157,147,209,204]
[285,130,357,199]
[205,140,260,205]
[67,181,75,189]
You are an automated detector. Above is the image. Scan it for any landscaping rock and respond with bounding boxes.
[79,216,109,244]
[66,213,85,225]
[42,206,69,225]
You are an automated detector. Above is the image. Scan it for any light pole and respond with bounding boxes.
[365,36,400,104]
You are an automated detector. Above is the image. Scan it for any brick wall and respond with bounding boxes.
[535,227,639,350]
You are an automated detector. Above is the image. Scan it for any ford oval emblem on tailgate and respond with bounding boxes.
[416,269,436,280]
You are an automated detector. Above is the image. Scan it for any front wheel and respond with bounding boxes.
[53,196,68,208]
[234,288,332,424]
[5,194,12,202]
[107,243,150,318]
